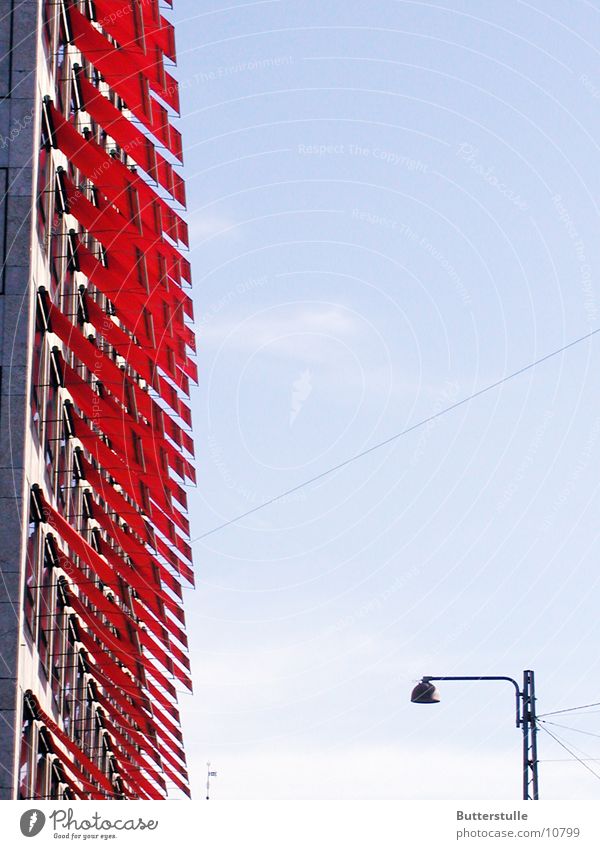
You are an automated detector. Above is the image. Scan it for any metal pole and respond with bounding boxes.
[522,671,528,801]
[421,672,539,799]
[522,670,539,800]
[206,761,210,800]
[530,671,539,799]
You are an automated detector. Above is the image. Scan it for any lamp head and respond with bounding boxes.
[410,679,441,704]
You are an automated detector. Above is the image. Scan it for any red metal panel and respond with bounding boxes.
[50,104,188,246]
[91,500,184,601]
[70,407,190,542]
[78,456,151,541]
[69,6,152,122]
[51,304,187,467]
[34,0,196,801]
[75,244,194,384]
[63,174,192,289]
[33,698,117,796]
[133,597,188,652]
[40,495,182,632]
[69,589,182,706]
[69,5,180,120]
[100,713,168,797]
[93,689,163,767]
[88,0,142,51]
[60,349,195,486]
[77,72,185,184]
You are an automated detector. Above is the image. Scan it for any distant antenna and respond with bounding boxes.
[206,762,217,800]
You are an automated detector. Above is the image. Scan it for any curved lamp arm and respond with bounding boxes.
[422,676,522,727]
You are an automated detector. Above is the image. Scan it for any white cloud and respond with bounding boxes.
[199,307,360,364]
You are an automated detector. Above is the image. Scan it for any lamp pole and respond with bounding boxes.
[411,670,539,800]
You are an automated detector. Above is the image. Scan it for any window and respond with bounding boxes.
[44,381,57,467]
[19,717,34,799]
[73,656,86,746]
[23,517,41,639]
[33,748,47,799]
[36,145,52,249]
[54,410,72,508]
[18,711,34,799]
[61,622,77,735]
[31,323,44,442]
[42,0,56,62]
[48,760,61,799]
[37,540,56,680]
[51,601,66,711]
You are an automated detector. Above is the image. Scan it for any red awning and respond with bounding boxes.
[92,666,187,766]
[32,698,116,796]
[69,6,152,123]
[63,173,191,288]
[60,351,195,487]
[77,626,148,702]
[49,299,193,465]
[78,456,149,541]
[69,6,179,117]
[94,688,163,768]
[163,762,191,798]
[53,541,138,643]
[92,0,176,62]
[100,714,167,799]
[41,497,117,588]
[67,592,146,683]
[88,662,153,725]
[76,243,195,384]
[88,0,143,52]
[50,104,188,246]
[51,304,191,466]
[82,295,157,391]
[133,596,187,650]
[140,628,191,688]
[81,432,186,552]
[154,534,194,586]
[72,409,167,517]
[40,492,182,635]
[68,5,180,121]
[77,73,185,195]
[90,499,183,601]
[140,626,190,673]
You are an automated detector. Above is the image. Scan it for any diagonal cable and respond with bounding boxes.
[538,723,600,782]
[196,326,600,541]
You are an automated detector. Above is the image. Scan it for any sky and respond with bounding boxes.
[168,0,600,799]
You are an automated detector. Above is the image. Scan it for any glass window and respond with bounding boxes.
[24,517,41,639]
[17,714,34,799]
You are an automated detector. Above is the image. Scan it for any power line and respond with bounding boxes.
[538,701,600,719]
[540,720,600,741]
[538,724,600,783]
[545,710,600,717]
[196,325,600,542]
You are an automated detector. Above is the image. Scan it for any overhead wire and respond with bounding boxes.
[538,701,600,718]
[196,326,600,541]
[538,724,600,783]
[539,720,600,741]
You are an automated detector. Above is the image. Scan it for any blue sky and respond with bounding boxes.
[170,0,600,799]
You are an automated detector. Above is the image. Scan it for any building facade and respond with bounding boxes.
[0,0,196,800]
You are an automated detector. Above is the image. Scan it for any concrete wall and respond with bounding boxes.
[0,0,40,799]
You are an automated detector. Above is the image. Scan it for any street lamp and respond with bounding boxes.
[411,670,539,800]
